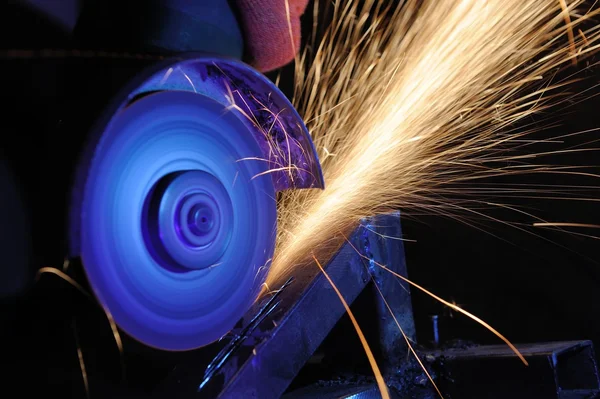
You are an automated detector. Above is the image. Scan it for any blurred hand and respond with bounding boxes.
[233,0,309,72]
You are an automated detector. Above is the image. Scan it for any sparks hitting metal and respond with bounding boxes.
[272,1,600,395]
[273,0,600,285]
[67,55,324,351]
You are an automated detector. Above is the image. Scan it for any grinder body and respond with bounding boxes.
[0,0,322,354]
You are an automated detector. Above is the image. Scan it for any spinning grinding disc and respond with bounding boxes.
[69,56,323,351]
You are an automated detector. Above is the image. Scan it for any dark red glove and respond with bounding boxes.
[233,0,309,72]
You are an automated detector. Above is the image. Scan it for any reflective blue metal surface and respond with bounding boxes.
[70,56,323,350]
[127,55,325,191]
[73,89,278,350]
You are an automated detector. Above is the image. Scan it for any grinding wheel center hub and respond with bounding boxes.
[187,203,215,236]
[176,192,220,247]
[143,170,234,271]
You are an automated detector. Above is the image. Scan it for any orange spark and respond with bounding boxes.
[312,255,390,399]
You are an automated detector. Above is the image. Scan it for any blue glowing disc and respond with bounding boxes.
[74,90,277,350]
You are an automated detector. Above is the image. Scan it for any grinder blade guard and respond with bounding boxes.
[69,55,324,351]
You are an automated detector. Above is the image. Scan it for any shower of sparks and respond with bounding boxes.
[221,77,310,185]
[271,0,600,395]
[272,0,600,285]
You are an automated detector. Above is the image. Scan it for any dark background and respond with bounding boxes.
[1,0,599,397]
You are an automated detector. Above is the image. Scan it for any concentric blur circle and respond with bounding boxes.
[143,170,234,271]
[74,90,277,350]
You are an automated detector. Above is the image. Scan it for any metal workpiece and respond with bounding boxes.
[283,383,403,399]
[361,213,416,371]
[157,213,415,398]
[431,340,600,399]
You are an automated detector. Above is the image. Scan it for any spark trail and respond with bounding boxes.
[271,0,600,287]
